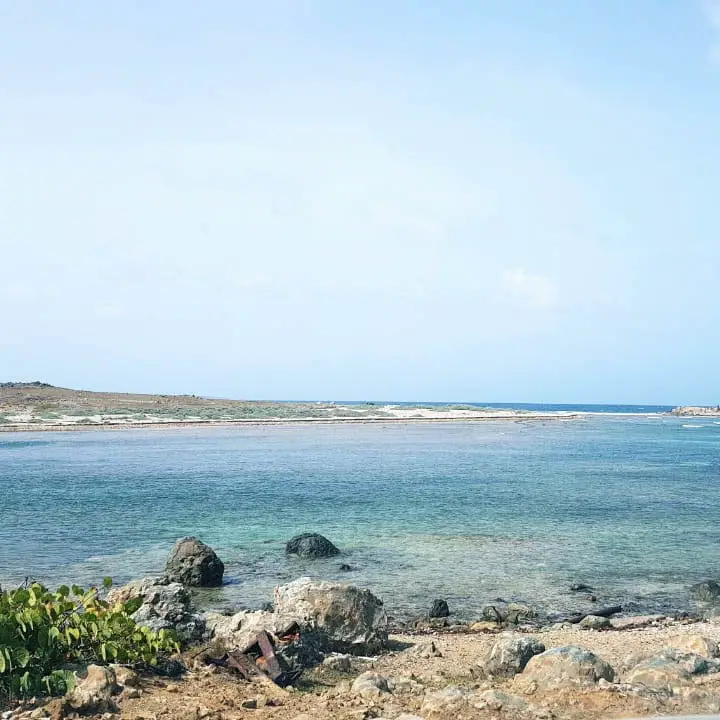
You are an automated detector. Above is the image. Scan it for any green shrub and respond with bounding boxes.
[0,579,179,704]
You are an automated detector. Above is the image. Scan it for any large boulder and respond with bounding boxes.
[664,635,720,659]
[285,532,340,559]
[274,577,387,653]
[107,576,205,643]
[624,655,693,692]
[204,609,282,652]
[65,665,116,714]
[428,599,450,618]
[516,645,615,691]
[165,536,224,587]
[481,634,545,677]
[690,579,720,602]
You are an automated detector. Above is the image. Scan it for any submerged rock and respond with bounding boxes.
[274,577,387,653]
[164,536,224,587]
[428,599,450,618]
[285,532,340,559]
[690,579,720,602]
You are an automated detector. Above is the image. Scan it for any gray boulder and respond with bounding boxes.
[482,633,545,677]
[285,532,340,559]
[274,577,387,653]
[65,665,117,714]
[165,536,224,587]
[690,580,720,602]
[107,576,205,643]
[517,645,615,691]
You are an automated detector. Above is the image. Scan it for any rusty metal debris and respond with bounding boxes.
[204,629,303,687]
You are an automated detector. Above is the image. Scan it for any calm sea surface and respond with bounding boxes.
[2,411,719,619]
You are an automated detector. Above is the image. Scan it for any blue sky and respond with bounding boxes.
[2,1,719,404]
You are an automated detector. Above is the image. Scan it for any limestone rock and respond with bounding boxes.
[421,686,474,718]
[482,633,545,677]
[475,689,529,712]
[164,537,224,587]
[517,645,615,691]
[274,577,388,653]
[580,614,612,630]
[285,533,340,559]
[204,610,282,652]
[65,665,116,714]
[108,576,205,643]
[624,655,693,693]
[664,635,720,658]
[351,671,390,699]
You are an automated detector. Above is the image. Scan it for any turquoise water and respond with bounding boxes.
[1,414,719,620]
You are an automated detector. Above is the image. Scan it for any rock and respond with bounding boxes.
[204,609,279,651]
[428,599,450,618]
[517,645,615,691]
[579,615,612,630]
[406,640,442,658]
[338,564,352,572]
[569,583,593,592]
[481,604,504,623]
[405,616,448,631]
[351,671,389,699]
[664,634,719,659]
[505,602,536,625]
[690,579,720,602]
[388,676,423,695]
[322,654,352,672]
[65,665,116,714]
[420,686,473,717]
[111,666,139,688]
[469,620,500,633]
[481,634,545,677]
[624,655,693,692]
[476,689,529,712]
[285,533,340,559]
[164,536,224,588]
[274,577,388,653]
[108,577,205,643]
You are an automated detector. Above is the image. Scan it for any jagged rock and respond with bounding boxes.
[517,645,615,691]
[351,671,390,699]
[580,614,612,630]
[322,654,352,672]
[624,654,693,692]
[164,536,224,587]
[285,533,340,559]
[481,633,545,677]
[406,639,442,658]
[481,604,504,623]
[107,576,205,643]
[505,602,536,625]
[65,665,116,714]
[421,686,473,718]
[274,577,387,653]
[405,615,448,631]
[664,634,719,659]
[475,689,529,712]
[204,610,283,652]
[110,666,139,688]
[690,579,720,602]
[428,599,450,618]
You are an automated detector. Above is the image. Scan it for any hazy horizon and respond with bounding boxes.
[3,2,720,405]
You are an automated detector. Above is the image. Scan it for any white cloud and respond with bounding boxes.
[502,268,558,310]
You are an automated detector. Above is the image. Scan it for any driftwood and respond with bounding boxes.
[564,605,622,624]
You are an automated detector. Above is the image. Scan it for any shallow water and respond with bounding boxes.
[1,415,719,619]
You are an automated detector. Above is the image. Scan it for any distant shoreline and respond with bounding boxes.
[0,411,672,433]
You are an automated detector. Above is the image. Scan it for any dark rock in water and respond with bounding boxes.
[285,532,340,559]
[690,580,720,602]
[429,599,450,618]
[165,536,224,587]
[569,583,593,592]
[338,563,353,572]
[482,605,505,623]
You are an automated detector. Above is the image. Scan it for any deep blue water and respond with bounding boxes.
[1,414,719,619]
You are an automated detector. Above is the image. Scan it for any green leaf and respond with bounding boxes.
[0,649,6,673]
[13,647,31,668]
[103,577,113,590]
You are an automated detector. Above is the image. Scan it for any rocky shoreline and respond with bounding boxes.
[7,535,720,720]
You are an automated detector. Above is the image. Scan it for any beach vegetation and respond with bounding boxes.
[0,579,179,704]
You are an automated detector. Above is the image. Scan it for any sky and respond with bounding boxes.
[2,1,720,404]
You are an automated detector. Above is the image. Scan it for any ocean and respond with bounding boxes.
[1,410,719,620]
